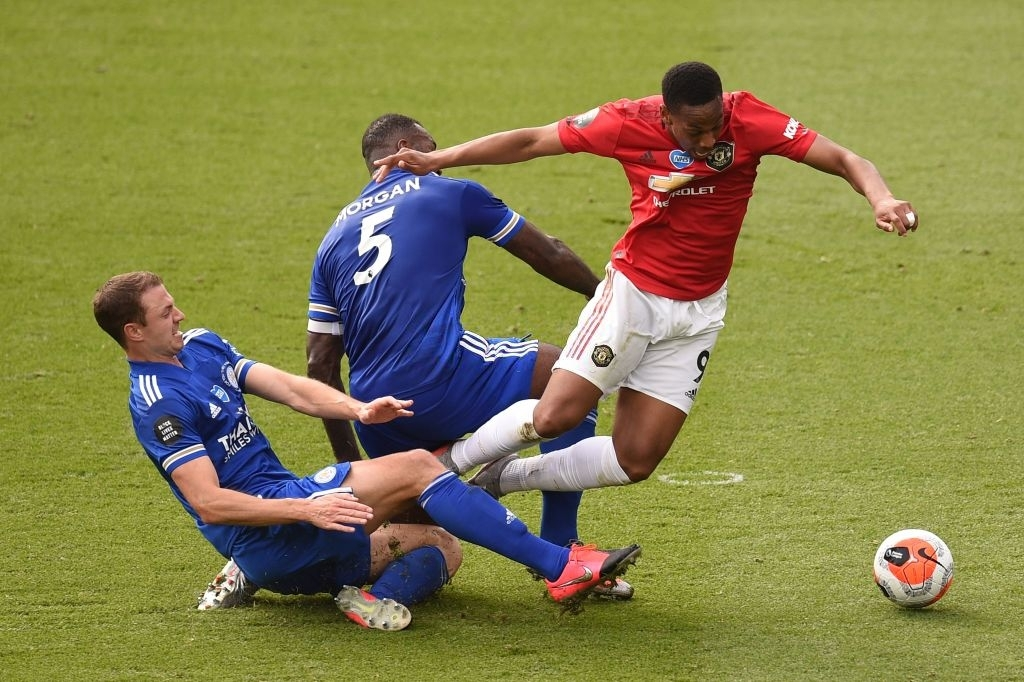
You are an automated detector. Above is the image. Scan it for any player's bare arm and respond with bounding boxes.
[801,135,918,236]
[306,331,363,462]
[171,456,373,532]
[243,362,413,423]
[503,222,600,299]
[374,123,566,181]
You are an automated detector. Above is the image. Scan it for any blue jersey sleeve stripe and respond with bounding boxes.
[487,211,524,244]
[308,302,339,318]
[162,443,206,472]
[235,358,256,386]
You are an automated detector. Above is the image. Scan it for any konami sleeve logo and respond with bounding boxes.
[783,117,800,140]
[154,415,184,445]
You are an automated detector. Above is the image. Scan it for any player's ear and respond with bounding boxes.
[123,322,144,342]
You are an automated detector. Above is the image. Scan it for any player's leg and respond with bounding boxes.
[607,286,725,478]
[361,523,461,606]
[531,341,592,546]
[528,341,560,396]
[610,389,688,479]
[347,452,568,577]
[349,449,640,603]
[475,279,726,495]
[449,368,604,473]
[335,524,461,630]
[449,268,631,472]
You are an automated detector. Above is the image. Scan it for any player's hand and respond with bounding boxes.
[874,198,918,236]
[373,149,439,182]
[307,491,374,532]
[356,396,414,424]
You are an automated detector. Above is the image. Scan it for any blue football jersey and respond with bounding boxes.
[308,170,525,398]
[128,328,296,557]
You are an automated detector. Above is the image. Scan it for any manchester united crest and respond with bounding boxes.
[705,141,734,171]
[591,344,614,368]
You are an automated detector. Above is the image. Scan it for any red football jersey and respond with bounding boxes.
[557,92,818,300]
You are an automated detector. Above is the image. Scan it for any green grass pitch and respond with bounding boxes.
[2,1,1023,679]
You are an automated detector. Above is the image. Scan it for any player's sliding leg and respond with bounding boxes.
[416,471,640,604]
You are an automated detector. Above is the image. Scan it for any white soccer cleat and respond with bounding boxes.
[335,586,412,631]
[196,558,258,610]
[590,576,635,600]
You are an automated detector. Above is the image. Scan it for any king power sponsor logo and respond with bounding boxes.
[216,410,262,461]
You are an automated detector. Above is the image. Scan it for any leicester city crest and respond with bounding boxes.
[221,363,239,390]
[705,141,734,171]
[314,466,337,484]
[591,344,614,368]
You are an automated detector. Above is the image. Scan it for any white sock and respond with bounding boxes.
[451,399,541,473]
[502,436,632,492]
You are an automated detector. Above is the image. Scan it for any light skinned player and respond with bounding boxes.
[93,271,641,629]
[374,61,918,498]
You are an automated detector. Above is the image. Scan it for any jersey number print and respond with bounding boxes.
[353,207,394,285]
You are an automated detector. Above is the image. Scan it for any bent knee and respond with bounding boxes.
[533,407,586,439]
[615,449,661,483]
[404,448,447,475]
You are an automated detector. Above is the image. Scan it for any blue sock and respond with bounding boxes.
[419,472,569,581]
[369,545,448,606]
[538,410,596,546]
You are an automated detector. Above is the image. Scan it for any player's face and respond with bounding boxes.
[662,99,724,159]
[134,285,186,360]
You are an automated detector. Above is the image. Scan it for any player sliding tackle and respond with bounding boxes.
[376,61,918,500]
[93,271,640,631]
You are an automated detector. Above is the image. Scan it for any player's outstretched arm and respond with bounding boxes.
[374,123,566,181]
[244,362,413,423]
[504,222,600,299]
[801,135,918,236]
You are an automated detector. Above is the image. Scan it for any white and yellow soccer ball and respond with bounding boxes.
[873,529,954,608]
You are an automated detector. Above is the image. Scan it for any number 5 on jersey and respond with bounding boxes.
[353,208,394,285]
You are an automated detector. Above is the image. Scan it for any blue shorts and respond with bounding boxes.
[355,334,538,457]
[230,463,372,594]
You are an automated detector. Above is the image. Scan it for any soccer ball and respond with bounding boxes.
[873,529,954,608]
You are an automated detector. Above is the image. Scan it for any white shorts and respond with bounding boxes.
[553,265,727,414]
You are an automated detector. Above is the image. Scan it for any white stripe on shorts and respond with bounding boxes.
[567,268,616,361]
[459,330,537,362]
